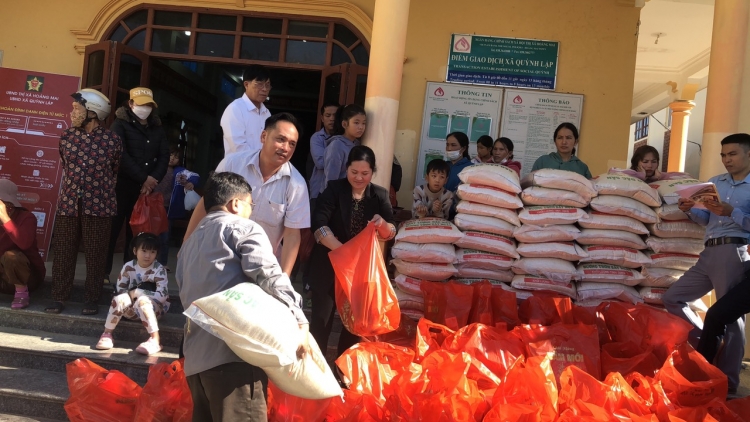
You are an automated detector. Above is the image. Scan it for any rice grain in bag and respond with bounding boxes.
[576,282,643,304]
[453,278,510,288]
[580,245,651,268]
[510,274,577,298]
[576,228,647,250]
[648,221,705,240]
[455,201,521,226]
[455,248,513,270]
[638,286,666,305]
[640,267,684,288]
[391,259,457,281]
[646,252,699,271]
[394,273,424,296]
[457,184,523,209]
[589,195,659,224]
[511,257,578,283]
[518,205,586,226]
[513,224,580,243]
[455,265,514,282]
[521,186,589,208]
[578,210,649,235]
[516,242,588,261]
[576,263,643,286]
[593,173,661,207]
[649,178,703,205]
[521,168,597,200]
[455,231,519,258]
[391,242,456,264]
[454,213,515,237]
[646,236,705,255]
[395,218,464,244]
[655,204,689,221]
[395,288,425,311]
[458,163,522,193]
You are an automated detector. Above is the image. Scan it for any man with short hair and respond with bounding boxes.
[307,102,339,207]
[184,113,309,276]
[664,133,750,397]
[221,65,272,156]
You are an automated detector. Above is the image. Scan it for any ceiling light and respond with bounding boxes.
[185,31,191,36]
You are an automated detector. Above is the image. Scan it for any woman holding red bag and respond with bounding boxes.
[309,145,396,356]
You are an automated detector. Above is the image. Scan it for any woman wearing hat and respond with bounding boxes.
[47,89,122,314]
[104,88,169,283]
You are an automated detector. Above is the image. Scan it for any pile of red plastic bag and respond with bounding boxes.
[267,286,750,422]
[64,357,192,422]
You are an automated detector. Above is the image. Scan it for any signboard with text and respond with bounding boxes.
[447,34,559,90]
[415,82,503,187]
[0,68,80,260]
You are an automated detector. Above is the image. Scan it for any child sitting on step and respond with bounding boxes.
[96,232,170,355]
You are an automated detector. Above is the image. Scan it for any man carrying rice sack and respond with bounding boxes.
[663,133,750,398]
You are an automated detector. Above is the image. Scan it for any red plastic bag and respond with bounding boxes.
[361,312,419,349]
[414,318,454,362]
[631,304,692,363]
[726,396,750,422]
[490,287,520,329]
[329,222,400,336]
[625,372,676,420]
[519,294,574,325]
[442,323,525,385]
[324,390,381,422]
[572,304,612,345]
[656,343,728,408]
[133,359,193,422]
[601,341,661,378]
[517,323,601,383]
[129,192,169,235]
[667,397,746,422]
[267,381,332,422]
[420,280,474,330]
[468,281,493,325]
[335,342,415,404]
[490,356,558,422]
[64,358,142,422]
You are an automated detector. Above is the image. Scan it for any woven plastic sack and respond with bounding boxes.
[646,236,704,254]
[646,252,699,271]
[648,220,705,239]
[521,186,589,208]
[458,162,522,193]
[522,168,597,200]
[455,265,514,282]
[638,286,666,305]
[130,192,169,235]
[590,195,659,224]
[519,205,586,226]
[391,242,455,264]
[420,280,474,330]
[513,224,580,243]
[580,246,652,268]
[512,257,578,283]
[577,282,643,304]
[455,248,513,271]
[64,358,142,422]
[593,173,661,207]
[455,231,519,258]
[330,223,401,336]
[511,274,577,298]
[394,273,423,296]
[649,178,703,205]
[655,204,689,221]
[457,184,523,209]
[391,258,457,281]
[517,241,588,262]
[394,217,463,244]
[455,201,521,226]
[576,263,644,286]
[640,267,684,287]
[497,280,534,301]
[133,359,193,422]
[576,228,647,250]
[579,210,649,235]
[656,343,728,408]
[454,212,515,237]
[517,324,602,384]
[394,288,424,311]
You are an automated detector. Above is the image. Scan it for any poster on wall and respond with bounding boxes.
[415,82,503,187]
[447,34,559,90]
[499,89,583,178]
[0,68,80,260]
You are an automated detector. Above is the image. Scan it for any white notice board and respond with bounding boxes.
[499,89,583,178]
[415,82,504,187]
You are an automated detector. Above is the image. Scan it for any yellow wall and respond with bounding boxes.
[740,7,750,135]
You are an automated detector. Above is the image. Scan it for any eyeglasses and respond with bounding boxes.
[252,81,272,90]
[236,197,255,211]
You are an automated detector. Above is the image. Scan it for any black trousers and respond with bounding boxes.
[106,183,140,275]
[186,362,268,422]
[697,274,750,365]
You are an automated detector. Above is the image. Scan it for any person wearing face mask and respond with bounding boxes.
[105,87,169,284]
[531,122,592,179]
[492,137,522,176]
[47,90,121,315]
[445,131,473,193]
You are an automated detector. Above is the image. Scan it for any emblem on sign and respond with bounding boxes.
[513,95,523,104]
[25,76,44,92]
[453,36,472,53]
[434,87,445,97]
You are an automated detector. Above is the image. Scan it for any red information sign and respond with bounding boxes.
[0,68,80,260]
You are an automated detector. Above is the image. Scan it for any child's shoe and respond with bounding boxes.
[135,337,162,356]
[96,332,114,350]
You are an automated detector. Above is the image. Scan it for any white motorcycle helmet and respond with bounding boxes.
[71,88,111,121]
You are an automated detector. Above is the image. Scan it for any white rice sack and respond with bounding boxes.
[521,186,589,208]
[402,309,425,321]
[513,224,580,243]
[576,263,644,286]
[391,259,457,282]
[578,210,649,235]
[184,283,342,399]
[455,201,521,226]
[455,231,519,258]
[649,178,703,205]
[517,242,588,262]
[646,252,699,271]
[454,278,512,288]
[458,163,522,193]
[589,195,659,224]
[576,228,647,250]
[521,169,597,200]
[455,248,514,270]
[511,257,578,283]
[655,204,689,221]
[395,218,464,244]
[454,213,515,237]
[574,299,608,307]
[391,242,456,264]
[395,288,424,311]
[394,273,423,296]
[646,236,705,255]
[593,173,661,207]
[495,281,533,301]
[638,286,666,305]
[457,184,523,209]
[577,282,643,304]
[640,267,685,287]
[581,245,652,268]
[455,266,514,282]
[518,205,586,226]
[510,274,577,299]
[647,221,706,240]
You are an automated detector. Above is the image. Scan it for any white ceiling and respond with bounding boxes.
[631,0,714,121]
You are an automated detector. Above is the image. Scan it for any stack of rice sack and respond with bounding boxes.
[639,178,706,305]
[392,218,463,320]
[512,169,596,299]
[575,174,661,304]
[452,164,523,288]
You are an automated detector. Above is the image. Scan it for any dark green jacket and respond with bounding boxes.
[531,152,592,179]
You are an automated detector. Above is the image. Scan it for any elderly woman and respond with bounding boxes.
[47,89,121,314]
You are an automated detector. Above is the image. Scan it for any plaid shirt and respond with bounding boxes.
[57,126,122,217]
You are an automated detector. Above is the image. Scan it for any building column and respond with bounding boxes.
[666,100,696,172]
[699,0,750,180]
[362,0,410,190]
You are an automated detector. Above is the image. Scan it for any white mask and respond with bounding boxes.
[446,150,462,161]
[132,104,152,120]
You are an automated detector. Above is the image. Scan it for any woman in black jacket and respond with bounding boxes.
[105,88,169,279]
[309,145,396,356]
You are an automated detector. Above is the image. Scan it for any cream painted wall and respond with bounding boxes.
[685,88,707,179]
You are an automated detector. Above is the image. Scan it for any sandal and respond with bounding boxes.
[11,290,29,310]
[81,301,99,315]
[45,301,65,314]
[135,338,162,356]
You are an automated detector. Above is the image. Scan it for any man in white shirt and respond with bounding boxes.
[184,113,310,276]
[220,65,272,156]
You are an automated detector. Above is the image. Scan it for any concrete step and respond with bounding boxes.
[0,413,64,421]
[0,326,178,385]
[0,297,185,349]
[0,366,68,421]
